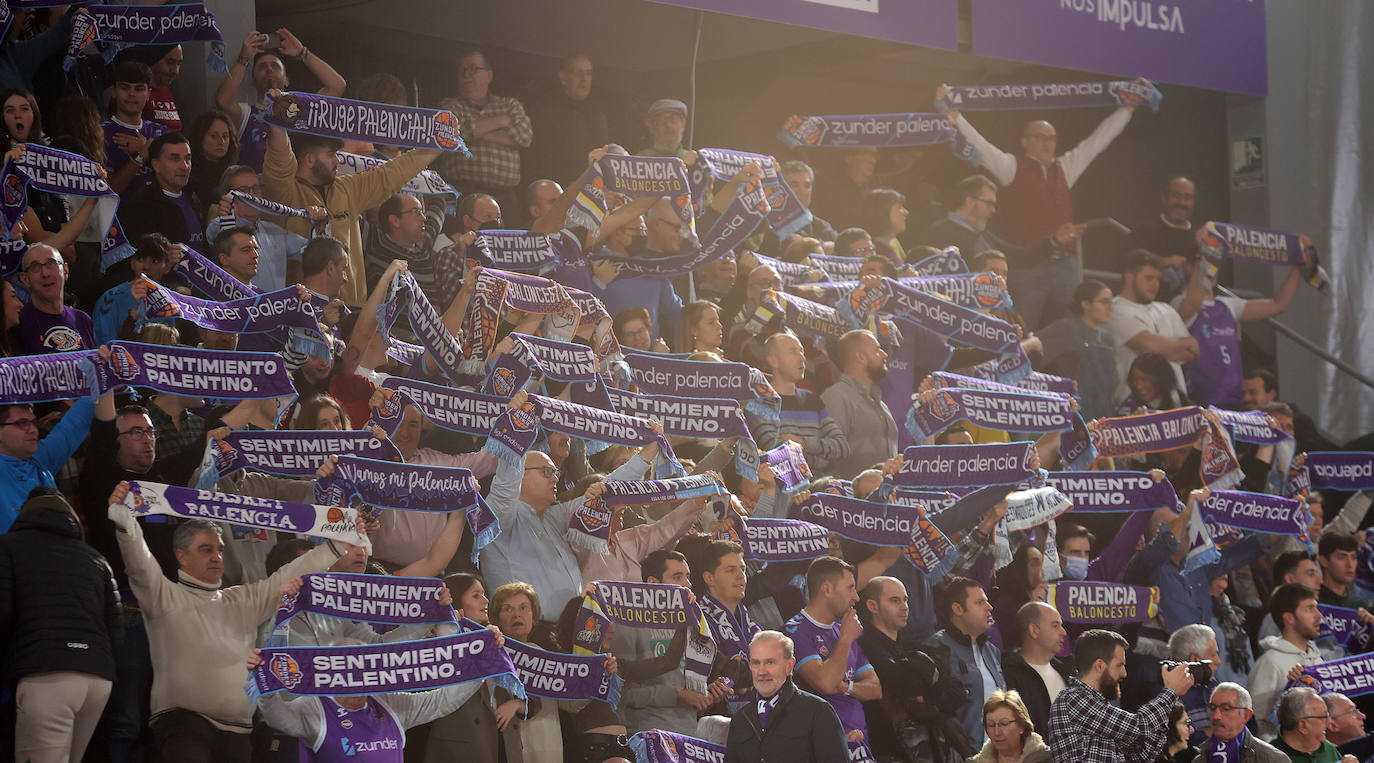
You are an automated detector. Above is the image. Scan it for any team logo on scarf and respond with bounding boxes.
[109,344,139,381]
[270,654,303,690]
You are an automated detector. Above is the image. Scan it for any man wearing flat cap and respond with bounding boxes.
[639,98,690,158]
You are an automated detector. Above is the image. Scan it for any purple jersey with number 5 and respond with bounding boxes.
[783,610,873,735]
[1184,299,1243,407]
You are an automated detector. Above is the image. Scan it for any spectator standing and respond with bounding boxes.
[119,132,207,248]
[1003,601,1073,740]
[437,50,533,211]
[1047,629,1192,763]
[14,245,95,353]
[925,576,1003,747]
[821,329,897,478]
[103,60,167,196]
[923,175,1083,280]
[365,192,464,307]
[1106,250,1197,403]
[942,81,1149,326]
[0,489,120,763]
[638,98,689,158]
[749,332,849,472]
[185,110,239,210]
[1035,279,1119,420]
[134,44,185,132]
[723,630,849,762]
[526,54,607,185]
[780,160,837,242]
[214,28,347,172]
[1126,176,1198,300]
[1250,584,1324,737]
[1323,693,1374,762]
[1270,687,1357,763]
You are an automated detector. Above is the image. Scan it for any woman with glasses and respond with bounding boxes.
[1156,702,1197,763]
[969,689,1051,763]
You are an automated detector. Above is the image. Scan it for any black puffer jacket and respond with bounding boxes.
[0,506,121,680]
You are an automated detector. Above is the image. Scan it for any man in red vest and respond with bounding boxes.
[940,78,1151,328]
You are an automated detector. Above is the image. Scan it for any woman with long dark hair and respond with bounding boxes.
[860,188,909,267]
[186,109,239,215]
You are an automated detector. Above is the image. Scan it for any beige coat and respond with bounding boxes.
[968,731,1053,763]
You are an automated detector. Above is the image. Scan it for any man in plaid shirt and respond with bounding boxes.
[1047,629,1194,763]
[437,49,533,210]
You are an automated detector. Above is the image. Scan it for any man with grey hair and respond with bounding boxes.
[1191,682,1287,763]
[104,481,363,761]
[1167,623,1221,743]
[1323,692,1374,761]
[780,160,837,242]
[208,163,324,290]
[724,630,848,761]
[639,98,689,158]
[1273,686,1358,763]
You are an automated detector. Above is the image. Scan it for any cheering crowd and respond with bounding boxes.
[0,7,1368,763]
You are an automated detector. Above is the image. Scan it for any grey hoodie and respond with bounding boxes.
[1249,634,1322,738]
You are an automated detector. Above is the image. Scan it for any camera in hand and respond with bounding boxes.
[1160,659,1213,686]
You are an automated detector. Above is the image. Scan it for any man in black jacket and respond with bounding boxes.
[1002,601,1074,740]
[119,132,207,248]
[725,630,848,762]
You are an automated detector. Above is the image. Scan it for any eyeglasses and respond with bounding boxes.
[849,245,876,256]
[1301,714,1330,722]
[1207,704,1246,714]
[460,65,491,75]
[0,417,37,430]
[400,208,426,217]
[22,258,62,274]
[983,719,1018,731]
[525,466,560,479]
[622,327,651,338]
[973,196,998,208]
[231,184,264,195]
[118,427,158,441]
[1332,708,1366,720]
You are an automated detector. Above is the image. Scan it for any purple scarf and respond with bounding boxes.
[843,277,1019,353]
[1209,407,1291,445]
[761,440,813,495]
[1091,407,1243,490]
[66,5,226,73]
[572,580,715,694]
[312,455,498,560]
[375,378,505,436]
[795,493,923,546]
[628,730,725,763]
[1201,490,1310,542]
[1301,452,1374,491]
[748,289,852,346]
[376,269,467,385]
[906,387,1075,443]
[698,147,813,238]
[247,628,521,703]
[895,442,1037,489]
[468,229,585,279]
[1198,221,1329,294]
[100,341,296,400]
[902,512,961,581]
[0,350,101,404]
[1297,654,1374,697]
[568,475,724,554]
[909,247,968,276]
[778,113,980,165]
[1046,581,1160,624]
[808,252,865,281]
[175,245,257,301]
[1319,605,1374,652]
[335,150,456,197]
[263,91,469,153]
[936,80,1162,112]
[698,591,761,663]
[461,269,578,375]
[124,481,368,549]
[1046,471,1184,513]
[0,142,127,267]
[268,573,455,647]
[503,636,623,707]
[589,175,770,277]
[604,386,752,476]
[140,280,319,337]
[197,430,400,488]
[741,518,830,563]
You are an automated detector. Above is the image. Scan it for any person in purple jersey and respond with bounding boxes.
[1171,249,1301,408]
[102,60,168,197]
[13,244,95,354]
[247,634,495,762]
[783,556,882,747]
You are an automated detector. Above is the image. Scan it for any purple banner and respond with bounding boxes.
[1201,490,1308,538]
[1301,452,1374,492]
[0,350,99,404]
[906,387,1075,443]
[622,349,778,405]
[569,475,725,553]
[741,518,830,562]
[779,114,976,165]
[379,377,505,436]
[1047,581,1159,624]
[1198,221,1328,294]
[937,80,1161,112]
[469,229,582,273]
[1297,653,1374,698]
[970,0,1266,97]
[697,147,812,238]
[264,91,468,153]
[199,430,400,485]
[176,245,256,301]
[1319,604,1373,652]
[902,512,960,581]
[909,247,968,276]
[504,637,622,706]
[628,730,725,763]
[761,440,813,494]
[100,341,295,399]
[141,280,319,337]
[605,386,751,442]
[647,0,956,52]
[1210,407,1290,445]
[248,628,519,701]
[270,573,454,646]
[376,269,467,386]
[125,481,367,550]
[1046,470,1182,513]
[895,442,1037,489]
[68,5,227,73]
[313,455,484,514]
[794,493,922,547]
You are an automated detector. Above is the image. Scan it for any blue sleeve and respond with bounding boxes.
[34,396,95,474]
[658,278,682,338]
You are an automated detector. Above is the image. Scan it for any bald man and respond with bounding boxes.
[941,81,1150,326]
[1002,601,1073,737]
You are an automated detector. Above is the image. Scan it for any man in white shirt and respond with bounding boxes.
[1106,249,1198,403]
[1002,601,1072,737]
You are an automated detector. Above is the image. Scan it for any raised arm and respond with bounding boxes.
[939,85,1016,185]
[795,609,864,695]
[1239,266,1302,323]
[215,31,265,124]
[394,511,465,579]
[275,28,346,97]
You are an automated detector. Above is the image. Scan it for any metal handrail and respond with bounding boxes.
[1081,218,1374,393]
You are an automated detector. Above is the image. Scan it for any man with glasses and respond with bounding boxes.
[208,164,325,292]
[1195,683,1288,763]
[365,192,463,308]
[15,244,95,354]
[478,391,663,616]
[724,264,783,367]
[939,81,1149,327]
[437,49,533,212]
[924,175,1083,280]
[1273,687,1359,763]
[1323,693,1374,762]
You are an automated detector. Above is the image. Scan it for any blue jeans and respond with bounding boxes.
[1011,256,1081,330]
